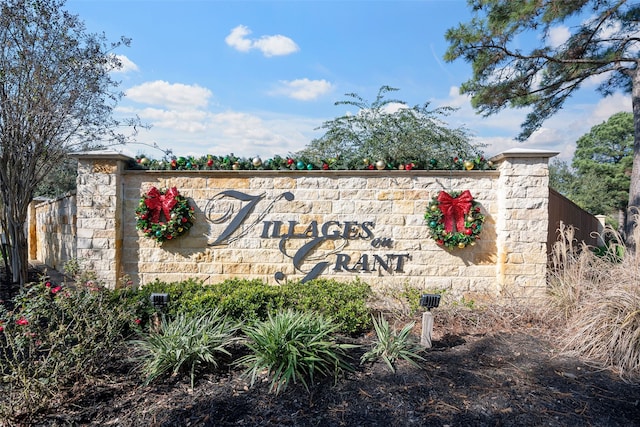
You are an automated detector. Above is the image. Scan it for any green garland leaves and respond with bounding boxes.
[131,154,495,171]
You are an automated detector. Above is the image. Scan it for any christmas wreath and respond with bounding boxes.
[424,190,485,249]
[135,186,195,243]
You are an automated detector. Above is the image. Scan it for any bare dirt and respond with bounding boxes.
[15,308,640,427]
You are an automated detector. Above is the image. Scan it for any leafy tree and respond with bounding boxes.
[445,0,640,240]
[298,86,485,169]
[0,0,135,287]
[573,112,633,215]
[34,155,78,198]
[550,113,633,228]
[548,158,577,198]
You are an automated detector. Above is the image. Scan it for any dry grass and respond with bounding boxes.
[549,220,640,381]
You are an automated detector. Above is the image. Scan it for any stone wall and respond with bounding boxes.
[63,149,557,300]
[29,193,77,271]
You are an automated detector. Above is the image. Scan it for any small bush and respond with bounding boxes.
[0,280,137,419]
[132,310,241,388]
[237,310,356,394]
[360,314,424,373]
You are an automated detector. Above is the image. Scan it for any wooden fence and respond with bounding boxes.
[547,188,604,254]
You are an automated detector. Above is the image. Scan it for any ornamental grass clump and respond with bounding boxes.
[237,310,357,394]
[132,310,241,388]
[360,314,424,373]
[549,221,640,380]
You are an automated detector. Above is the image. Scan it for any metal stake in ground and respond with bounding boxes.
[419,294,441,348]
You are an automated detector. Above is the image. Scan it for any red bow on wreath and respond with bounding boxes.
[437,190,473,233]
[145,186,178,224]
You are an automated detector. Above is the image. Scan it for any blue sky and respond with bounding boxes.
[66,0,632,162]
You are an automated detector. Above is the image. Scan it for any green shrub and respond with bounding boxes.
[179,279,286,321]
[237,310,356,394]
[112,278,207,328]
[0,280,137,419]
[131,310,241,388]
[283,278,372,335]
[124,277,372,335]
[360,314,424,373]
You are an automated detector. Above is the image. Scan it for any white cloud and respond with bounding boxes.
[380,102,407,114]
[447,86,469,108]
[116,90,321,158]
[225,25,253,52]
[548,25,570,48]
[131,107,209,132]
[125,81,212,109]
[584,70,613,87]
[254,35,300,57]
[106,54,138,73]
[272,79,333,100]
[586,92,632,124]
[118,108,320,159]
[225,25,299,57]
[113,54,138,73]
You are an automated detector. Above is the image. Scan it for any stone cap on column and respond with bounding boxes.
[71,150,133,161]
[489,148,559,163]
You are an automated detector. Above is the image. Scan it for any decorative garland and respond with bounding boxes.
[135,186,195,243]
[132,154,495,171]
[424,190,485,249]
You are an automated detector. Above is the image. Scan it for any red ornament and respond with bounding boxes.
[464,228,473,235]
[170,159,177,169]
[436,240,444,245]
[207,159,213,167]
[322,163,329,170]
[287,158,294,166]
[405,163,414,171]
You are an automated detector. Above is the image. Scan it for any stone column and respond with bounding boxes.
[490,149,558,299]
[74,151,131,288]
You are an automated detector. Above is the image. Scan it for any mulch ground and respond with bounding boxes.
[21,320,640,427]
[2,265,639,426]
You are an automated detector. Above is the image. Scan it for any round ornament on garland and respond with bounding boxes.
[136,186,195,243]
[424,190,485,250]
